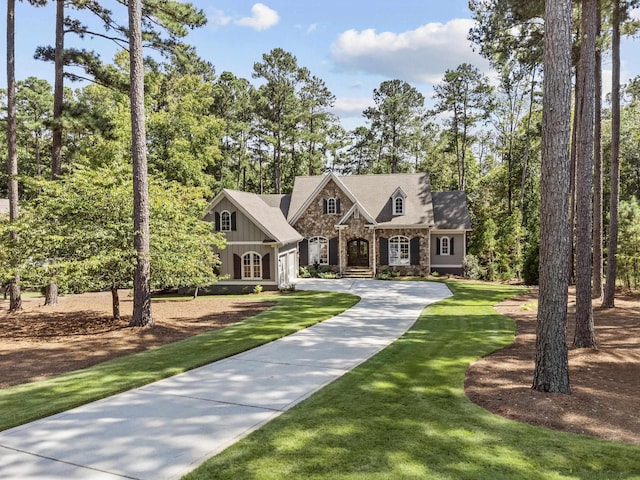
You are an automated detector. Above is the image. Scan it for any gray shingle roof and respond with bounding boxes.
[431,191,472,230]
[221,189,302,245]
[258,194,291,217]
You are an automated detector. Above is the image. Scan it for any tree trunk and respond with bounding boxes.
[44,280,58,306]
[532,0,572,394]
[603,0,621,308]
[573,0,597,349]
[111,287,120,320]
[592,2,604,300]
[51,0,64,179]
[6,0,21,313]
[128,0,153,327]
[568,62,579,286]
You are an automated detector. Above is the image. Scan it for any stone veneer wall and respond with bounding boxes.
[293,178,431,276]
[376,228,430,276]
[340,213,374,271]
[293,179,354,268]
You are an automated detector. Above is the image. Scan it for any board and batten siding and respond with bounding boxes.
[205,198,272,243]
[430,232,465,268]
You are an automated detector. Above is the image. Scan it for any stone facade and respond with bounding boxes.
[293,179,431,276]
[376,228,430,277]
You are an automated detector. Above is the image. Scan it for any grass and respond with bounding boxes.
[0,290,359,432]
[183,281,640,480]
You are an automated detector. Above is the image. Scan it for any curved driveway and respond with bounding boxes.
[0,279,451,480]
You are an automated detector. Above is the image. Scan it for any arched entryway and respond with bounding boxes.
[347,238,369,267]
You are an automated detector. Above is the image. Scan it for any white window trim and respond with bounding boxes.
[327,198,337,215]
[242,251,262,280]
[440,236,451,256]
[221,210,232,232]
[392,196,405,216]
[389,235,410,266]
[309,236,329,265]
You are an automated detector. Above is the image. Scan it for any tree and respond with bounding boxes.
[15,163,225,319]
[128,0,152,327]
[592,1,604,299]
[603,0,623,308]
[573,0,597,348]
[363,79,425,174]
[6,0,21,312]
[532,0,572,394]
[15,78,53,179]
[432,63,494,191]
[252,48,307,193]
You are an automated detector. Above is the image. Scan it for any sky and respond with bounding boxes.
[2,0,640,130]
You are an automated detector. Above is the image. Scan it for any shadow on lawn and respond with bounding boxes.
[184,282,640,480]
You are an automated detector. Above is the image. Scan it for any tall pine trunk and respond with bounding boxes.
[573,0,597,349]
[603,0,621,308]
[532,0,572,394]
[6,0,21,313]
[129,0,153,327]
[592,2,604,299]
[51,0,64,179]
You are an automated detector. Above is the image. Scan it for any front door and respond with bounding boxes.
[347,239,369,267]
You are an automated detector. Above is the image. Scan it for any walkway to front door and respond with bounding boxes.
[347,238,369,267]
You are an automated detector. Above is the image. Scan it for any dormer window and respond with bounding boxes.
[391,187,407,216]
[393,196,404,215]
[323,197,341,215]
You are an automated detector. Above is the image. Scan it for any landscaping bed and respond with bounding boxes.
[0,290,276,388]
[465,286,640,444]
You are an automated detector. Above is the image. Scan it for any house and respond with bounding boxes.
[205,172,471,290]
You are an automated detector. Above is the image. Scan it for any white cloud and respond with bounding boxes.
[330,19,492,85]
[630,7,640,21]
[235,3,279,31]
[333,97,374,118]
[208,9,231,28]
[307,23,317,34]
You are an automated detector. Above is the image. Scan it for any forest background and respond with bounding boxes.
[2,0,640,297]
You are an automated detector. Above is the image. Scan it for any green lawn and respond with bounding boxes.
[0,290,359,432]
[184,281,640,480]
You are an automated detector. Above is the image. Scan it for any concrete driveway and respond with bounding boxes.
[0,279,451,480]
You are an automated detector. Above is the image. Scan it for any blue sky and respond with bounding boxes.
[3,1,640,129]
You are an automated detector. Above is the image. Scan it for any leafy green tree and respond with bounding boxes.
[212,71,256,190]
[616,197,640,289]
[252,48,307,193]
[432,63,494,191]
[298,75,338,176]
[15,77,53,179]
[147,70,223,194]
[13,162,225,319]
[363,79,425,174]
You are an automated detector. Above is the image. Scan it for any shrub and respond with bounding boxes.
[299,266,312,278]
[253,284,263,294]
[463,254,483,280]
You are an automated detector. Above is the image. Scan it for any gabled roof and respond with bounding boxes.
[258,194,292,217]
[338,202,377,226]
[431,191,472,230]
[207,189,302,245]
[0,199,9,216]
[288,172,435,227]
